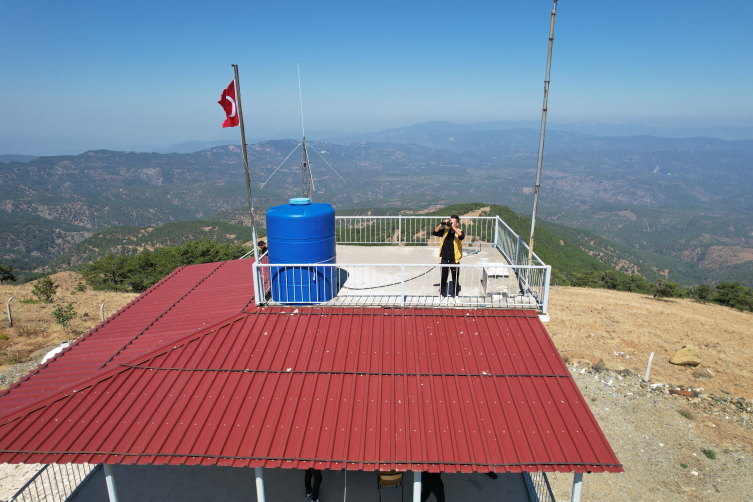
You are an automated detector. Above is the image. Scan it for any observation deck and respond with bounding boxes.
[251,215,552,314]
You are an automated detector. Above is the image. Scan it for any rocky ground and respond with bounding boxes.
[546,361,752,501]
[544,287,752,501]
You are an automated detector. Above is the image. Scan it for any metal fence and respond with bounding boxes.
[253,262,550,310]
[9,463,100,502]
[248,215,551,312]
[335,215,497,247]
[523,471,556,502]
[494,217,546,268]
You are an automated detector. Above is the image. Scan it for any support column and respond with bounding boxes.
[255,467,266,502]
[571,472,583,502]
[413,471,422,502]
[104,464,120,502]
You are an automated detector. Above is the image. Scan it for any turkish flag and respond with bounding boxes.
[218,80,239,128]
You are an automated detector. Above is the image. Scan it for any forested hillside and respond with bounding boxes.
[1,131,752,285]
[46,220,262,271]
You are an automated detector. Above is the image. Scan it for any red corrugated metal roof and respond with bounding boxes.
[0,262,622,473]
[0,259,257,416]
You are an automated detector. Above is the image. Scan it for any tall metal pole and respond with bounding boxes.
[298,63,313,199]
[232,64,259,261]
[528,0,557,264]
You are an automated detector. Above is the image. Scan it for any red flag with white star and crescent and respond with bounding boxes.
[218,80,239,128]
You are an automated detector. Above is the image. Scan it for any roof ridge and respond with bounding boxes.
[0,310,252,425]
[97,260,228,369]
[0,265,188,402]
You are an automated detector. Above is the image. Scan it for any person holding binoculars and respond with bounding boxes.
[431,215,465,302]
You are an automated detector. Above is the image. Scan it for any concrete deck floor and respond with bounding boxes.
[70,465,531,502]
[264,245,539,309]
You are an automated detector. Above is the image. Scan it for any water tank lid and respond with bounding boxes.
[289,198,311,205]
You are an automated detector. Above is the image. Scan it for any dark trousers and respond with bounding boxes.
[305,468,322,500]
[440,258,459,296]
[420,472,445,502]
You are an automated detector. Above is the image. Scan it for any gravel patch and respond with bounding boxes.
[546,361,753,501]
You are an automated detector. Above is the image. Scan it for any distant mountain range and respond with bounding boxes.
[4,120,753,158]
[326,121,753,158]
[1,128,751,286]
[0,154,36,163]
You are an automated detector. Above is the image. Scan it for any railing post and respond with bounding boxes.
[542,266,551,314]
[398,215,402,245]
[400,265,405,307]
[494,217,499,249]
[571,472,583,502]
[252,262,261,306]
[104,464,120,502]
[515,236,521,266]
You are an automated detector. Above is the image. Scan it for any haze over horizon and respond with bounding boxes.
[2,0,752,155]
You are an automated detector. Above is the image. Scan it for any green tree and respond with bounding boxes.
[711,282,753,311]
[31,277,58,303]
[81,239,249,293]
[52,303,77,329]
[692,284,712,302]
[653,280,683,299]
[0,264,17,285]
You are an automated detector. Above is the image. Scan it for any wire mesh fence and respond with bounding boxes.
[523,471,556,502]
[9,463,100,502]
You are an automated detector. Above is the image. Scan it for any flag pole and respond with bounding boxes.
[232,64,259,261]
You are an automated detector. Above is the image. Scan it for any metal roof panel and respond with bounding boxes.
[0,287,622,473]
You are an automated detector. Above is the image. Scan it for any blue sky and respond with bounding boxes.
[1,0,752,154]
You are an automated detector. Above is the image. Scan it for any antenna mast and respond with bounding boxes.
[298,63,313,199]
[528,0,557,264]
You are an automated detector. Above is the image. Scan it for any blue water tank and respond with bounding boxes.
[266,198,337,304]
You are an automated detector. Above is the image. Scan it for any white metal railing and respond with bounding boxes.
[335,215,497,247]
[523,471,556,502]
[9,463,100,502]
[248,215,551,312]
[253,262,550,311]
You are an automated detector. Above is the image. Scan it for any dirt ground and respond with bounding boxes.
[546,286,752,399]
[0,280,751,500]
[545,287,753,501]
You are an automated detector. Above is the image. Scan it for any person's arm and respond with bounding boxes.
[452,221,464,239]
[431,223,445,237]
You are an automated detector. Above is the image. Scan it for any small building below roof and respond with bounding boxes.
[0,259,620,476]
[0,214,620,500]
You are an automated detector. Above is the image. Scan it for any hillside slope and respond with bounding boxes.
[0,212,92,272]
[46,220,261,271]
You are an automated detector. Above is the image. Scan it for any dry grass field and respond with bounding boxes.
[546,287,752,399]
[0,272,137,379]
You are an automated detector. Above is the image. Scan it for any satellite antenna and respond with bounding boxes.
[298,63,313,199]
